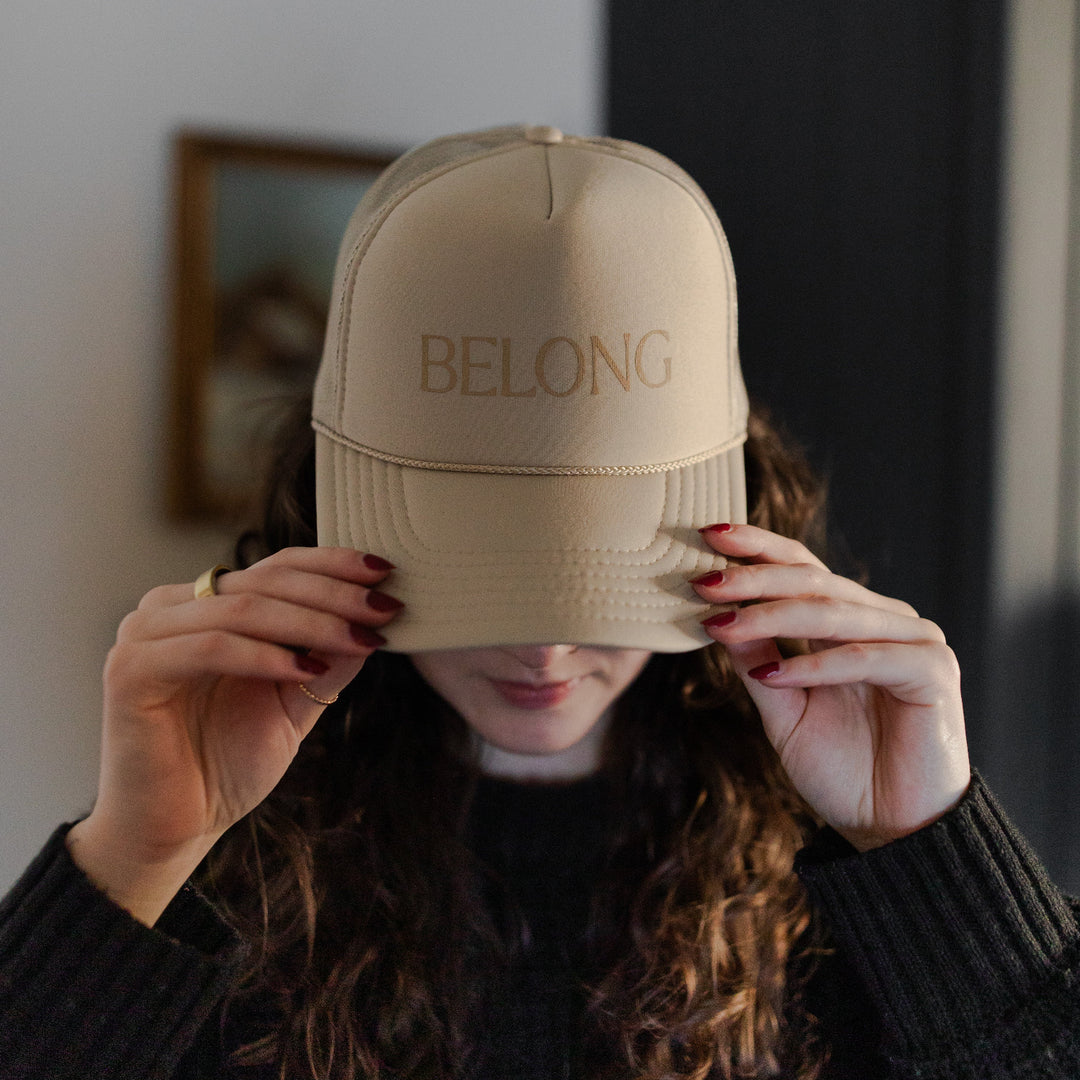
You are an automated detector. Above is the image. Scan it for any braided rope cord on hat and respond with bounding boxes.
[311,417,746,476]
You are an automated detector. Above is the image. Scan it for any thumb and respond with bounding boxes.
[723,638,807,746]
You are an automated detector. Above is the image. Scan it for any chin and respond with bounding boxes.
[486,725,588,757]
[476,719,608,780]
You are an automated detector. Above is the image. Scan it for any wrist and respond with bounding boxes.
[65,816,219,927]
[835,773,973,853]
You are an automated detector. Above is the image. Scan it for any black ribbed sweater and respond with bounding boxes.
[1,773,1078,1078]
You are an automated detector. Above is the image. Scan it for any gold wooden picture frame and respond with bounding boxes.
[168,129,396,523]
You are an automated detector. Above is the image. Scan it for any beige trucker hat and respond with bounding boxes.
[312,124,748,653]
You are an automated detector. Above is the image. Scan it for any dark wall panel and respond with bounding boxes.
[608,2,1004,727]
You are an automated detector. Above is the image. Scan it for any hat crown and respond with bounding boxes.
[313,126,746,476]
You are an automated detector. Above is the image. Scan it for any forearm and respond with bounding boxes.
[0,825,245,1080]
[798,774,1080,1076]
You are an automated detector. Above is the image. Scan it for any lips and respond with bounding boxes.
[488,676,583,710]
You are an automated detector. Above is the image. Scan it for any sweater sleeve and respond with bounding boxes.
[0,824,247,1080]
[796,773,1080,1078]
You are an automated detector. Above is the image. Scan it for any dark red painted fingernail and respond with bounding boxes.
[698,523,733,536]
[691,570,726,588]
[350,624,388,648]
[702,610,737,629]
[366,590,404,613]
[296,654,330,676]
[363,553,395,572]
[748,661,781,680]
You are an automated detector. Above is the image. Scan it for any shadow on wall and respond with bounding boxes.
[979,587,1080,894]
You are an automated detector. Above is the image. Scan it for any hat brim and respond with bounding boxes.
[316,434,746,653]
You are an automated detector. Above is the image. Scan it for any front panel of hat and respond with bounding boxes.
[336,144,737,474]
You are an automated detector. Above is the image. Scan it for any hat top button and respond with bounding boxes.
[523,125,564,145]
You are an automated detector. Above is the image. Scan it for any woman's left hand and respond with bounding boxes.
[693,523,970,851]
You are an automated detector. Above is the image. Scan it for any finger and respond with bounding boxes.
[699,522,828,570]
[740,639,962,706]
[138,547,395,613]
[222,546,396,602]
[118,594,392,654]
[701,595,944,647]
[108,635,364,741]
[243,545,396,583]
[691,561,918,619]
[283,655,366,725]
[106,630,339,693]
[722,636,810,738]
[217,568,403,626]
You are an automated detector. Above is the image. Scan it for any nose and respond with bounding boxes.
[503,644,579,671]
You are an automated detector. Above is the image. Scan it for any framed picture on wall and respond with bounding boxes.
[168,129,397,523]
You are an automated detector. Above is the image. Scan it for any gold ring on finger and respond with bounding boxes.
[194,564,232,599]
[297,682,339,706]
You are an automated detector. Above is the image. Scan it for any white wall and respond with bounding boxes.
[0,0,604,890]
[993,1,1076,620]
[985,0,1080,886]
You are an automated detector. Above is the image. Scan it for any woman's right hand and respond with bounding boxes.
[66,546,402,925]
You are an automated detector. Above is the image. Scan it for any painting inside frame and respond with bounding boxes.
[168,130,395,523]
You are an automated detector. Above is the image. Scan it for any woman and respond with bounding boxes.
[2,126,1077,1079]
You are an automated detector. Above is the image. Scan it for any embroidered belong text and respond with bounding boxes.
[419,331,672,397]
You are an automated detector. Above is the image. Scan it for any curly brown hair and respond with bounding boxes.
[200,398,830,1079]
